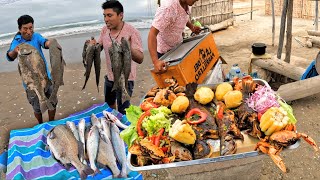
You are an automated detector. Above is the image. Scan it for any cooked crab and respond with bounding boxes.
[146,86,160,97]
[255,130,319,172]
[153,89,177,107]
[233,75,256,96]
[139,138,166,159]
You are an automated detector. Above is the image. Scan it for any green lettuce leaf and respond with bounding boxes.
[125,105,143,126]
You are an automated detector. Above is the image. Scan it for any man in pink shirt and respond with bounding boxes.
[92,1,144,114]
[148,0,201,73]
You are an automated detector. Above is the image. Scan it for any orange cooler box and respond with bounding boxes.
[151,32,220,88]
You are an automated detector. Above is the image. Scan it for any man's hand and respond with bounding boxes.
[89,38,96,45]
[14,46,19,54]
[192,25,202,35]
[154,59,169,73]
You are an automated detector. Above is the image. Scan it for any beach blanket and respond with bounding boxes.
[6,103,142,180]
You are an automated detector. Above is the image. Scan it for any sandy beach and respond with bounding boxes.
[1,1,320,179]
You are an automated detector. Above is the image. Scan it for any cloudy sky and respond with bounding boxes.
[0,0,155,34]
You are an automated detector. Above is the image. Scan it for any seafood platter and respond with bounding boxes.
[120,76,319,172]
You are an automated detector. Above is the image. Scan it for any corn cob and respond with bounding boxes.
[259,107,288,136]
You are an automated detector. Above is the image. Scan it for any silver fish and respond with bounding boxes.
[90,113,102,129]
[46,125,93,179]
[100,117,111,142]
[66,121,80,141]
[102,110,128,129]
[110,122,127,177]
[96,137,120,177]
[86,125,100,175]
[17,43,54,112]
[78,119,87,164]
[48,38,65,104]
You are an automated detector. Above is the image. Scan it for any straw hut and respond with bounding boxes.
[191,0,234,25]
[265,0,318,19]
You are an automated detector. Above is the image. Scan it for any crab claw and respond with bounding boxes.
[270,154,287,173]
[299,133,319,152]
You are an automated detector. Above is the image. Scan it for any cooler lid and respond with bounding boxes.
[160,32,210,64]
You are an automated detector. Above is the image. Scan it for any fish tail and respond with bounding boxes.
[119,168,128,178]
[79,165,94,179]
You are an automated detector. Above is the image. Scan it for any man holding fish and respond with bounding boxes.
[90,0,144,114]
[6,15,58,124]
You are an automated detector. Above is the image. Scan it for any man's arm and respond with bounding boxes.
[131,48,143,64]
[7,46,19,61]
[148,26,167,73]
[44,40,50,49]
[186,21,201,34]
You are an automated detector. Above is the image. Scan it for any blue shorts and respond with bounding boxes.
[104,76,134,115]
[26,84,57,113]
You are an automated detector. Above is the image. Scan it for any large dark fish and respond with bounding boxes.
[216,102,243,156]
[121,37,131,94]
[185,83,219,140]
[109,39,123,92]
[108,39,130,102]
[82,40,95,90]
[82,40,89,69]
[46,125,93,179]
[48,38,66,104]
[17,43,54,112]
[93,44,102,92]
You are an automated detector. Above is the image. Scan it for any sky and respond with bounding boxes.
[0,0,155,34]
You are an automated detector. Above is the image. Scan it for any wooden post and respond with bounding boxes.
[271,0,275,46]
[284,0,293,63]
[316,0,319,31]
[277,76,320,102]
[251,58,305,81]
[307,30,320,37]
[277,0,288,59]
[251,0,253,20]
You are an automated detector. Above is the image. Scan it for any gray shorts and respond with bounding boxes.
[26,84,57,113]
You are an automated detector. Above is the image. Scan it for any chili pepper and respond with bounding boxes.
[258,112,263,122]
[217,105,224,120]
[154,128,165,147]
[140,98,158,111]
[150,135,156,144]
[161,147,168,153]
[186,108,207,124]
[137,110,151,137]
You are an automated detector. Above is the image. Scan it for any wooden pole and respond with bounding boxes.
[277,76,320,102]
[284,0,293,63]
[251,0,253,20]
[271,0,275,46]
[307,30,320,37]
[277,0,288,59]
[251,58,305,81]
[316,0,319,31]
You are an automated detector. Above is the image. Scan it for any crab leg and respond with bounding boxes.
[299,133,319,152]
[270,154,287,173]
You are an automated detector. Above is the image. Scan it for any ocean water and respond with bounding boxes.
[0,0,156,72]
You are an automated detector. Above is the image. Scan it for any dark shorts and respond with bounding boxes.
[157,52,165,59]
[26,84,57,114]
[104,76,134,115]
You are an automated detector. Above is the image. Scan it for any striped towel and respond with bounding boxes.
[6,103,142,180]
